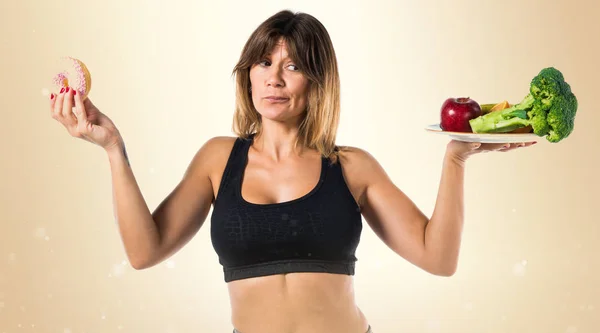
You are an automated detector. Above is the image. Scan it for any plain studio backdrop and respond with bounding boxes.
[1,0,599,332]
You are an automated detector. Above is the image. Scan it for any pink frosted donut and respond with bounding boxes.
[52,57,92,100]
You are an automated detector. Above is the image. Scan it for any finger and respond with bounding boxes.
[500,143,533,152]
[477,143,507,151]
[505,142,536,150]
[495,143,512,150]
[507,142,533,149]
[61,87,76,125]
[49,92,56,111]
[73,88,88,124]
[83,97,95,111]
[498,145,517,152]
[469,142,481,149]
[73,90,95,141]
[52,87,66,121]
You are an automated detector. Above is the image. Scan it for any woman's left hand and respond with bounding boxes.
[445,140,538,164]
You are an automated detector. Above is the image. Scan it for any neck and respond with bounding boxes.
[253,119,307,161]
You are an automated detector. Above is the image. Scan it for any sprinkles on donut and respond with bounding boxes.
[52,57,92,100]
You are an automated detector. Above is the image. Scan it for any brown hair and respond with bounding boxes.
[231,10,341,163]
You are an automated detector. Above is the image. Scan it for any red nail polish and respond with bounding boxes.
[73,89,76,95]
[60,87,65,93]
[50,93,55,100]
[65,87,70,93]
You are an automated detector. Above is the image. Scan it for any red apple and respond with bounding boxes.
[440,97,482,132]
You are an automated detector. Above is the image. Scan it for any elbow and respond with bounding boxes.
[423,265,456,277]
[436,261,458,276]
[130,257,159,270]
[127,240,166,270]
[432,266,457,277]
[131,261,149,270]
[424,258,458,277]
[128,255,155,270]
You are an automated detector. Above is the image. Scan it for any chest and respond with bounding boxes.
[209,141,364,267]
[210,198,363,266]
[210,162,363,267]
[240,153,324,206]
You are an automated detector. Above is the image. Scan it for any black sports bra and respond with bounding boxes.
[210,135,363,282]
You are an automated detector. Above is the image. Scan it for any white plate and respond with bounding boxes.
[425,124,540,143]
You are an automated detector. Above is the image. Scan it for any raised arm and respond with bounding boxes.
[50,89,223,270]
[107,137,222,269]
[339,141,530,276]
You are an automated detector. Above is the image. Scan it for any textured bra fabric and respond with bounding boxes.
[210,134,363,282]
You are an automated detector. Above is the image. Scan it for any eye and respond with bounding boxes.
[287,64,300,71]
[258,60,271,67]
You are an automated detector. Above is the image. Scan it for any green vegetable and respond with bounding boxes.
[468,67,578,143]
[480,103,497,113]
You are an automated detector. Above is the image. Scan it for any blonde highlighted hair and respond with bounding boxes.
[231,10,341,163]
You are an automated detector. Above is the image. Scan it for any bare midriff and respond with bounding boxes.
[227,272,370,333]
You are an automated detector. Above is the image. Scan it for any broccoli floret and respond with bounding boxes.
[530,67,564,110]
[546,91,578,142]
[527,103,550,136]
[468,67,578,143]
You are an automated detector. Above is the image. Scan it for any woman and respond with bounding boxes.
[48,9,534,333]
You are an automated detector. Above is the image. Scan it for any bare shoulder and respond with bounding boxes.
[188,135,237,172]
[199,136,238,160]
[336,145,389,208]
[337,145,380,169]
[186,136,238,200]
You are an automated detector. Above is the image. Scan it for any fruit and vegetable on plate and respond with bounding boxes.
[439,67,578,143]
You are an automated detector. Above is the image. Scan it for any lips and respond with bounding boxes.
[264,96,289,104]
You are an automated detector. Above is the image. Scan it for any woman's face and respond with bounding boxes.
[249,39,309,123]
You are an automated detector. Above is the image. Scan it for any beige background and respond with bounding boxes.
[2,0,599,332]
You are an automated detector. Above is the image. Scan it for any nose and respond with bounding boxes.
[266,67,285,88]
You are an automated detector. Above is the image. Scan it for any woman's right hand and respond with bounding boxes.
[50,87,123,152]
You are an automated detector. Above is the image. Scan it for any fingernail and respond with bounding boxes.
[65,87,70,93]
[533,141,537,144]
[50,93,54,100]
[73,89,76,95]
[504,144,510,148]
[60,87,65,93]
